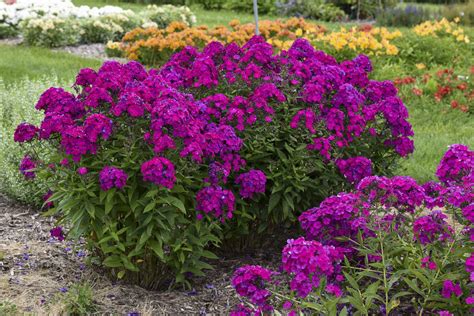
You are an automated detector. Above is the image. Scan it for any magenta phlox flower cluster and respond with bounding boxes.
[466,253,474,282]
[99,166,128,191]
[436,144,474,187]
[205,162,231,185]
[299,192,369,247]
[14,123,38,143]
[231,265,274,310]
[235,169,267,199]
[83,114,113,143]
[282,237,344,298]
[140,157,176,189]
[422,181,446,209]
[35,87,84,119]
[196,185,235,221]
[336,156,372,184]
[413,211,454,245]
[60,126,97,162]
[19,155,36,179]
[357,175,425,212]
[39,113,75,139]
[441,280,463,298]
[160,36,413,160]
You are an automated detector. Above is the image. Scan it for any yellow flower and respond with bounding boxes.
[415,63,426,70]
[295,28,303,36]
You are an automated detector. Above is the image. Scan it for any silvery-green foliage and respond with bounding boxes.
[0,77,61,204]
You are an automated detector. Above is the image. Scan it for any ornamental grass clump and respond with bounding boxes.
[231,144,474,315]
[15,37,414,287]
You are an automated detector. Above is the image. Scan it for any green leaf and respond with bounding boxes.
[403,278,425,297]
[144,201,156,213]
[105,197,114,214]
[149,239,164,259]
[103,255,123,268]
[160,196,186,213]
[117,270,125,279]
[344,271,360,290]
[268,193,281,212]
[201,250,218,259]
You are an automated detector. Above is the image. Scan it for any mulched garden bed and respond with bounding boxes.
[0,194,279,314]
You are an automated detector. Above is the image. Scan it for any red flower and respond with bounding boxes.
[457,83,468,91]
[412,88,423,96]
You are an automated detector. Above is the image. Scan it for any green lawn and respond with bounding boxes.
[400,101,474,182]
[0,45,101,85]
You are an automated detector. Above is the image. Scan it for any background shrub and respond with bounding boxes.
[394,31,472,67]
[21,18,81,48]
[144,4,196,28]
[224,0,277,15]
[442,0,474,25]
[276,0,347,22]
[376,5,441,26]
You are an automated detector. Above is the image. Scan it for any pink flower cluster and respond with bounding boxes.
[99,166,128,191]
[19,155,36,179]
[235,169,267,199]
[413,211,454,245]
[436,144,473,187]
[14,123,38,142]
[357,175,426,212]
[141,157,176,189]
[299,192,369,247]
[196,185,235,221]
[162,36,413,160]
[282,237,344,298]
[335,156,372,184]
[231,265,274,310]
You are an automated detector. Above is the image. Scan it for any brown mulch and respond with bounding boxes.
[0,194,280,315]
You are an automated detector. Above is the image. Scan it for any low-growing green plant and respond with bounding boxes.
[0,300,18,316]
[52,283,97,315]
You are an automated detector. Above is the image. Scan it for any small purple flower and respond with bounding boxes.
[77,167,88,175]
[50,227,65,241]
[19,155,36,179]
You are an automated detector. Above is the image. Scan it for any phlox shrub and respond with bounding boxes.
[15,37,413,287]
[231,144,474,315]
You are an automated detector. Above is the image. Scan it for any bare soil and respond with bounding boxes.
[0,194,278,315]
